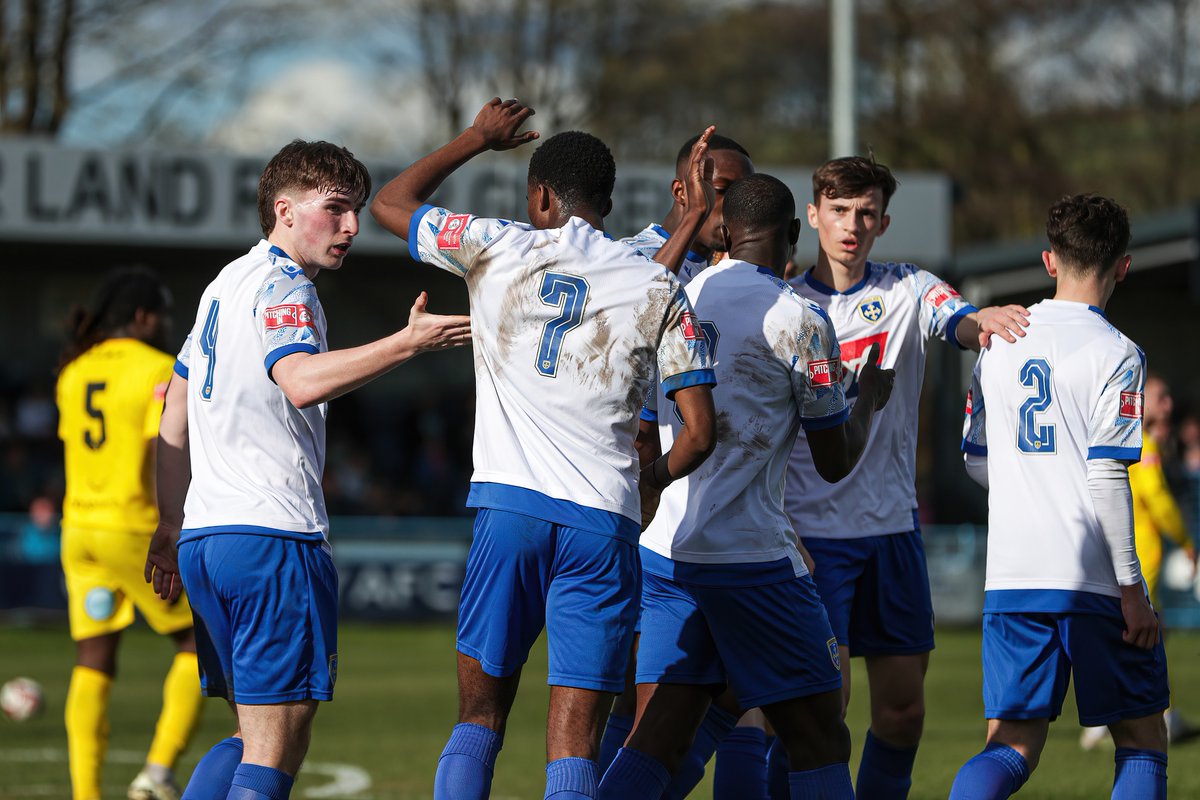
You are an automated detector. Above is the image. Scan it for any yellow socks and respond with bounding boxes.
[65,665,112,800]
[147,651,203,770]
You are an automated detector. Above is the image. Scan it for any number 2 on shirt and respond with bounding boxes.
[535,272,589,378]
[1017,357,1056,454]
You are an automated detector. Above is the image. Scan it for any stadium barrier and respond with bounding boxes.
[2,514,1198,627]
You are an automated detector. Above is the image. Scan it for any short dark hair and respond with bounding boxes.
[723,173,795,233]
[812,155,898,211]
[61,266,169,368]
[675,134,751,170]
[258,140,371,236]
[1045,194,1130,277]
[527,131,615,214]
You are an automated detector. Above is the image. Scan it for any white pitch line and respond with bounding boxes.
[0,747,373,799]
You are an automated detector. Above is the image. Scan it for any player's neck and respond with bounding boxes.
[268,234,321,280]
[1052,275,1110,311]
[812,251,867,291]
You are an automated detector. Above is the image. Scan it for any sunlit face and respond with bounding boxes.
[277,187,362,273]
[807,188,890,273]
[695,150,755,253]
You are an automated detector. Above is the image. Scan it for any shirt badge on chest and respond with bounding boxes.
[859,295,885,324]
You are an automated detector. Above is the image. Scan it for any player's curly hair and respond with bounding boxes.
[812,154,898,211]
[527,131,615,215]
[723,173,795,233]
[60,266,170,369]
[675,133,751,170]
[1046,194,1130,276]
[258,140,372,236]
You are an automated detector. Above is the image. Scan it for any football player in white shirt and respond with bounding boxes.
[596,173,894,800]
[144,140,471,800]
[783,156,1030,799]
[370,98,719,800]
[951,194,1168,800]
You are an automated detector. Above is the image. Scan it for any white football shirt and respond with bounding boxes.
[176,241,330,546]
[640,259,849,570]
[961,300,1145,609]
[409,204,715,535]
[785,262,977,539]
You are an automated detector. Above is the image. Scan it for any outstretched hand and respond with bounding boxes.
[145,524,183,603]
[856,342,895,411]
[405,292,472,353]
[974,304,1030,348]
[471,98,540,152]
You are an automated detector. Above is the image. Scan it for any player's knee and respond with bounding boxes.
[779,715,851,770]
[872,697,925,745]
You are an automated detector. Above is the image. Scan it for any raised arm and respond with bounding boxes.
[271,292,470,409]
[145,374,190,602]
[371,98,539,239]
[805,342,895,483]
[653,127,716,275]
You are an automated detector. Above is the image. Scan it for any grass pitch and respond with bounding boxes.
[1,623,1198,799]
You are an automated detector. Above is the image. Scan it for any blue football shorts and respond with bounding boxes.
[805,530,935,657]
[982,611,1170,726]
[456,507,640,693]
[179,533,338,704]
[636,563,843,709]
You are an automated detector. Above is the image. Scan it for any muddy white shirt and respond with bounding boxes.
[409,204,715,537]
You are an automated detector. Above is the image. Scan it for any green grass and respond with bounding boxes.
[1,623,1198,799]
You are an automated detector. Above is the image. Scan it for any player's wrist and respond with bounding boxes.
[641,452,674,491]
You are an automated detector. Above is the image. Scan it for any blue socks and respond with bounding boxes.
[713,726,768,800]
[434,723,504,800]
[662,704,738,799]
[765,736,790,800]
[597,747,671,800]
[181,736,244,800]
[225,764,294,800]
[597,713,634,777]
[856,730,918,799]
[546,757,598,799]
[788,762,853,800]
[949,743,1030,799]
[1113,747,1167,800]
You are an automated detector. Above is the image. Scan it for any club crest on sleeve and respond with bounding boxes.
[859,295,885,324]
[679,311,701,341]
[808,359,838,386]
[923,282,961,309]
[264,304,315,330]
[437,214,471,250]
[827,637,840,670]
[1119,391,1143,419]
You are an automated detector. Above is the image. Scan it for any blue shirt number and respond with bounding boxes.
[536,272,590,378]
[1017,358,1055,454]
[198,298,220,401]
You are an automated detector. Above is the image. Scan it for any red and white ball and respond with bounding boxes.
[1,677,44,721]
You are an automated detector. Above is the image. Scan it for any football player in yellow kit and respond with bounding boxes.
[57,267,201,800]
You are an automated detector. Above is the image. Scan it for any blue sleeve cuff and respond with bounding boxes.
[661,368,717,399]
[408,203,435,262]
[1087,445,1141,462]
[640,407,658,422]
[800,406,850,432]
[961,440,988,456]
[264,343,320,381]
[173,360,188,379]
[946,305,978,350]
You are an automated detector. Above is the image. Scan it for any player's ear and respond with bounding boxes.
[806,202,819,229]
[878,213,891,236]
[1042,250,1057,278]
[788,218,801,245]
[275,196,293,228]
[671,178,686,208]
[718,224,732,253]
[601,197,613,219]
[1114,254,1132,283]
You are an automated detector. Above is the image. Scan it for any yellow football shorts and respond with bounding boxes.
[61,525,193,641]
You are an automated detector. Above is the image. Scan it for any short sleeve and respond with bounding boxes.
[961,353,988,456]
[1087,345,1145,462]
[408,204,514,277]
[912,268,977,349]
[657,290,716,399]
[174,334,192,379]
[255,278,325,379]
[790,306,850,431]
[142,359,173,439]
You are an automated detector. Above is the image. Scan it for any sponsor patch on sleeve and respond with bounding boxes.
[1119,391,1143,419]
[808,358,838,386]
[436,214,471,250]
[263,304,315,330]
[679,311,700,341]
[923,282,961,309]
[964,388,973,416]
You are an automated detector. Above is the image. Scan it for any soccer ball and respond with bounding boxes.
[1,677,44,721]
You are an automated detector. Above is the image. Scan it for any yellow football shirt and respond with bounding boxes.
[57,338,173,534]
[1130,435,1191,599]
